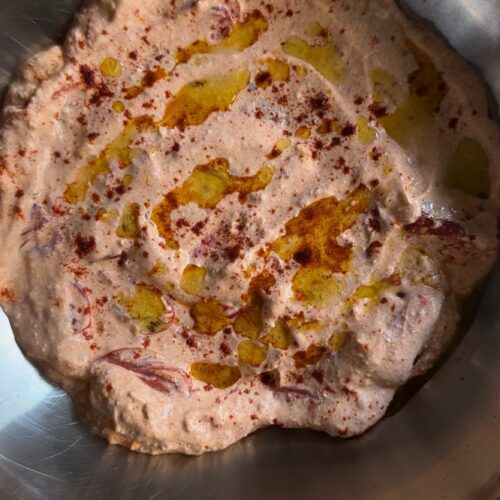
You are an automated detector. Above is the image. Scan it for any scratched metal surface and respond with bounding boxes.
[0,1,500,499]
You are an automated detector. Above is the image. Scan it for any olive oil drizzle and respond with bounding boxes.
[175,10,268,65]
[123,9,268,99]
[271,187,370,307]
[116,284,168,333]
[372,40,448,147]
[282,36,345,83]
[151,157,273,249]
[64,68,251,204]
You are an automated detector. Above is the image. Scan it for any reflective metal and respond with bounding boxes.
[1,1,499,498]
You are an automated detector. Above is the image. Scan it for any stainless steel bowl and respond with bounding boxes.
[1,1,499,498]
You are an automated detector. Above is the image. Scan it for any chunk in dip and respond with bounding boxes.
[0,0,498,454]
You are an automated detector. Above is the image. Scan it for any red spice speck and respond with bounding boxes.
[90,83,114,106]
[96,296,108,306]
[368,102,388,118]
[370,147,382,161]
[312,369,324,384]
[114,184,126,196]
[448,117,458,129]
[340,123,355,136]
[77,113,87,125]
[80,64,96,87]
[366,240,382,257]
[0,287,15,302]
[309,92,329,111]
[117,251,128,266]
[68,266,88,278]
[13,206,24,219]
[191,220,206,235]
[341,385,358,397]
[75,234,96,258]
[368,208,381,232]
[181,329,197,348]
[219,342,231,356]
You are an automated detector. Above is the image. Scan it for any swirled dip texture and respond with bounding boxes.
[0,0,499,454]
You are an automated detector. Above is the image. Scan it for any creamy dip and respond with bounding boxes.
[0,0,499,454]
